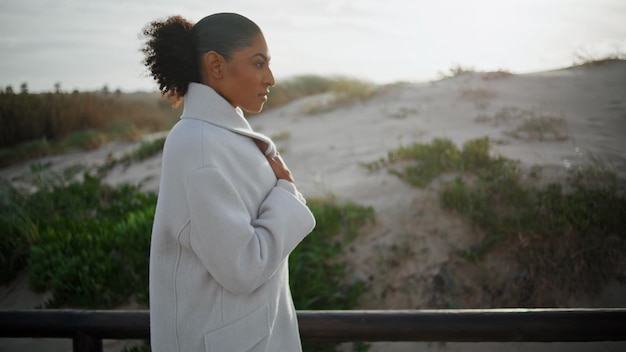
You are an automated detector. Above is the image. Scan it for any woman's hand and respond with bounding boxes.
[266,153,295,183]
[254,139,295,183]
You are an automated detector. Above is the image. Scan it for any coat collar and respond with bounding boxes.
[180,82,276,157]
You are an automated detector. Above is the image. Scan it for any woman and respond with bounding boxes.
[142,13,316,352]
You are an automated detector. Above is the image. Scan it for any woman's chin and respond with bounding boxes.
[241,103,264,114]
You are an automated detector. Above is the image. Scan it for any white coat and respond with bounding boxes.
[149,83,316,352]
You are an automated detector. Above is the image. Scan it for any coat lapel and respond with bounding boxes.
[180,83,277,157]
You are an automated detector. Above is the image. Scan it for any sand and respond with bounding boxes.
[1,61,625,351]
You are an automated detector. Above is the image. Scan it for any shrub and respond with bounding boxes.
[362,137,505,187]
[291,198,374,352]
[61,129,107,150]
[0,168,156,307]
[0,178,39,283]
[107,119,143,142]
[291,199,373,310]
[370,136,626,304]
[28,190,155,308]
[1,165,374,339]
[132,137,166,161]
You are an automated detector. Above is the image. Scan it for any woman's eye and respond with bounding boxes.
[255,62,265,68]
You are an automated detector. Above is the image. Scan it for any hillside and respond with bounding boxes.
[1,61,625,352]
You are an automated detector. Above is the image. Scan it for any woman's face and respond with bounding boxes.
[218,34,275,113]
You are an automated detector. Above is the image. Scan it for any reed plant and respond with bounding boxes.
[0,88,179,167]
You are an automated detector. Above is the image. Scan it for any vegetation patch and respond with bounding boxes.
[292,198,374,352]
[98,137,167,175]
[0,165,156,307]
[365,137,626,305]
[262,74,378,112]
[60,129,108,150]
[261,75,338,110]
[481,70,513,80]
[438,65,512,80]
[107,119,143,142]
[0,87,179,167]
[438,64,476,79]
[459,86,496,100]
[361,137,500,188]
[1,162,373,350]
[475,106,569,141]
[0,76,376,167]
[572,51,625,68]
[300,78,379,115]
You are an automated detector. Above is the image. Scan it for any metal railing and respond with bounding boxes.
[1,308,625,351]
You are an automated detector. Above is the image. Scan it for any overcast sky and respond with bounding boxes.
[1,0,624,92]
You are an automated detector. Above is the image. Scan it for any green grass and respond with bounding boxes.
[60,129,108,150]
[96,137,166,176]
[107,119,143,142]
[133,137,166,161]
[0,167,156,307]
[292,199,374,352]
[367,137,626,303]
[0,123,160,169]
[292,199,373,310]
[361,137,504,187]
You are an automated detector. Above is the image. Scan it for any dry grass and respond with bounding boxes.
[475,106,569,141]
[481,69,513,81]
[459,86,496,100]
[572,49,626,68]
[438,64,476,79]
[300,78,379,115]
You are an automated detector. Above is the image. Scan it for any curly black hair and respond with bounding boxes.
[141,15,198,106]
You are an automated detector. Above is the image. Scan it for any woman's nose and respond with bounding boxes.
[266,68,276,87]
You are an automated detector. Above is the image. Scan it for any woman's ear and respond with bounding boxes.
[203,51,224,79]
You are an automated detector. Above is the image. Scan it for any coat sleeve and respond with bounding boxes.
[185,166,315,295]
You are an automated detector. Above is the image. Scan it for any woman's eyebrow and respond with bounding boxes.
[251,53,269,61]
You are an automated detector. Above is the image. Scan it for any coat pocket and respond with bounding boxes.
[204,304,270,352]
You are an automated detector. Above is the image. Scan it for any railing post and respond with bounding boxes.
[73,331,102,352]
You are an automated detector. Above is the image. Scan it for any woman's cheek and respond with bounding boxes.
[242,67,260,85]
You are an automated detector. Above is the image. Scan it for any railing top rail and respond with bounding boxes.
[1,308,625,342]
